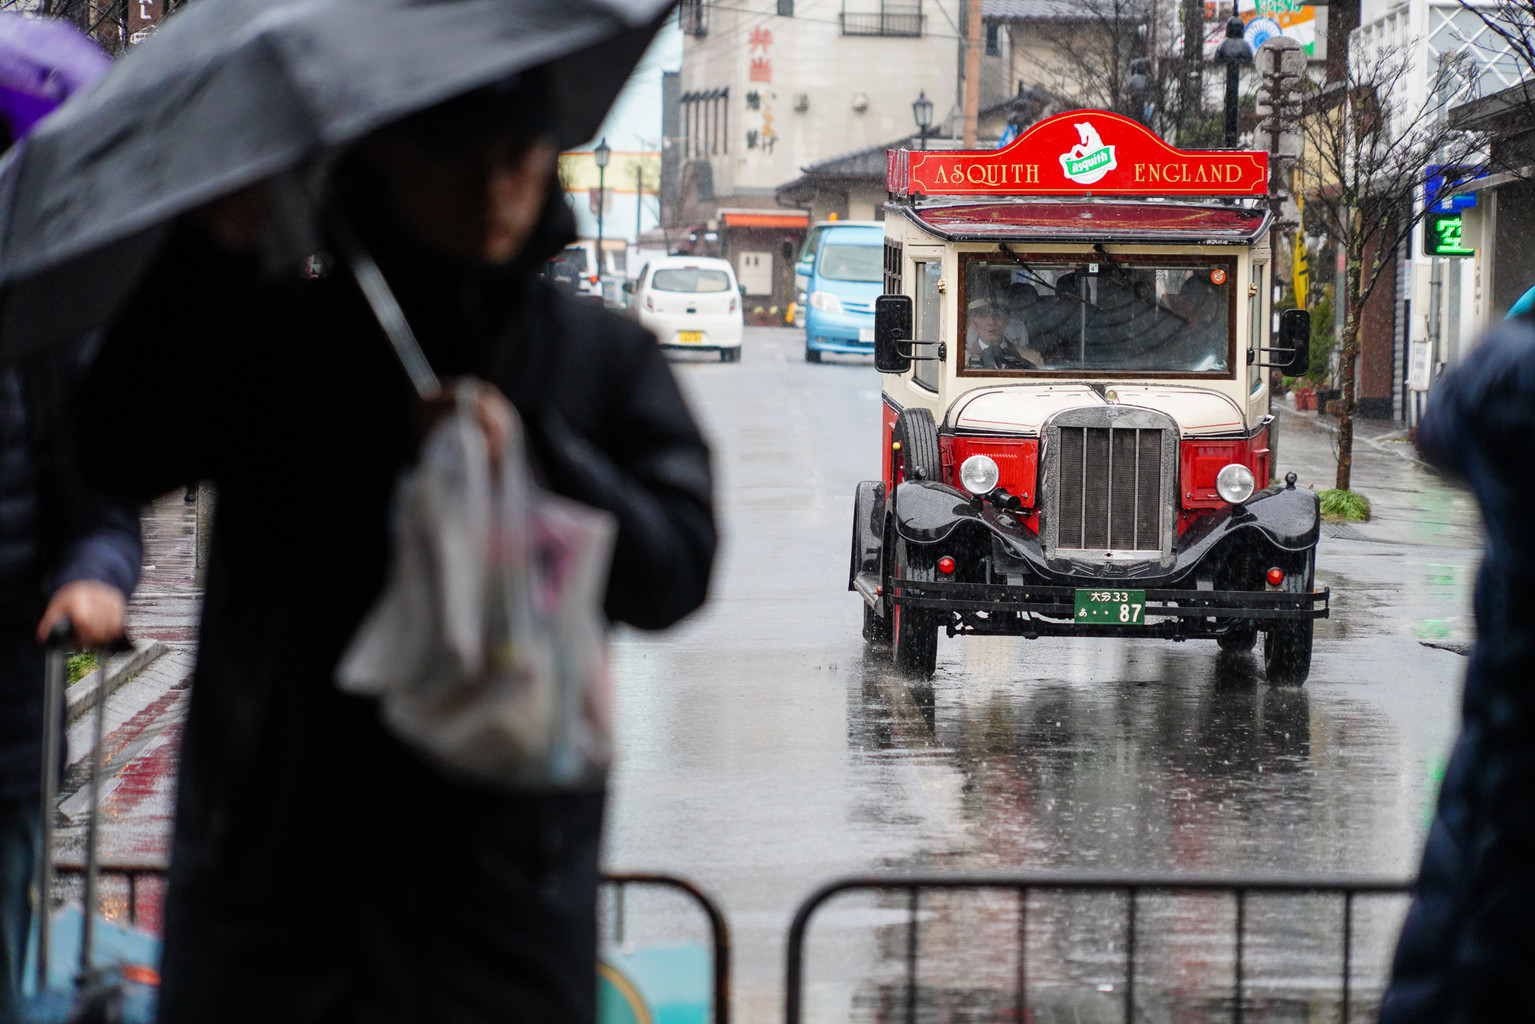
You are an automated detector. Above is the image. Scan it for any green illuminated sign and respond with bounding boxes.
[1426,212,1475,257]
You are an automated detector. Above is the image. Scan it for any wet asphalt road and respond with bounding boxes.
[605,327,1482,1023]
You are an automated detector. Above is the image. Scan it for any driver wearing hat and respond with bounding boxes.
[966,296,1040,369]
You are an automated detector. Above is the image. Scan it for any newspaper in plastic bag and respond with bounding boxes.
[337,383,617,790]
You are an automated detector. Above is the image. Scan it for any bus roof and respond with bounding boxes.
[895,198,1272,246]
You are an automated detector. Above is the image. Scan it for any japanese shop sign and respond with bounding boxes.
[745,28,777,153]
[887,110,1268,197]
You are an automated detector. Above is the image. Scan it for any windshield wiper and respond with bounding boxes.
[996,243,1082,302]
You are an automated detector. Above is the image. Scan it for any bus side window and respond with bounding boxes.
[913,261,942,391]
[1249,264,1265,393]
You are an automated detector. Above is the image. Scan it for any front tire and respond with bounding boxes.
[1264,618,1313,684]
[1263,554,1316,685]
[891,407,942,483]
[890,536,939,678]
[805,341,822,363]
[863,601,890,644]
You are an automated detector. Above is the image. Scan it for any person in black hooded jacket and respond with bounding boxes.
[1379,310,1535,1024]
[75,78,715,1024]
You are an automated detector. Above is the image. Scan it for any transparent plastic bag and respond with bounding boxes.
[337,382,616,790]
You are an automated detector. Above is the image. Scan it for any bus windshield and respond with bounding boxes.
[961,257,1234,375]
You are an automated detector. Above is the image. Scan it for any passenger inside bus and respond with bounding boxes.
[1170,274,1229,371]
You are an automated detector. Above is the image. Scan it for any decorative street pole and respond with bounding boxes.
[912,90,933,151]
[594,136,611,289]
[1215,10,1253,148]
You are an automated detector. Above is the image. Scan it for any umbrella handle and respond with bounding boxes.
[325,210,441,401]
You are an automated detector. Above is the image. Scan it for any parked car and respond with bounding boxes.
[548,242,603,302]
[800,221,883,363]
[628,256,744,362]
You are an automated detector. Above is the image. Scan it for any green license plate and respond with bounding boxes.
[1074,589,1146,624]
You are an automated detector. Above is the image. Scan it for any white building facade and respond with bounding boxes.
[674,0,969,215]
[1353,0,1525,420]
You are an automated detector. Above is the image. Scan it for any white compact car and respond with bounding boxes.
[629,256,744,362]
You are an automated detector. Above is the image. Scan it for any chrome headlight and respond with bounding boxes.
[1215,463,1256,505]
[959,455,1000,496]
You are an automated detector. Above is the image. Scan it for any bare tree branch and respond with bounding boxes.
[1299,39,1483,488]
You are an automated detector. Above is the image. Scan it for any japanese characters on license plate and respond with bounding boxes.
[1074,589,1146,624]
[858,327,875,343]
[677,330,704,343]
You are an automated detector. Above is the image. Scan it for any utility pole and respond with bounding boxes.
[635,161,644,243]
[963,0,982,147]
[1179,0,1204,137]
[1254,36,1305,482]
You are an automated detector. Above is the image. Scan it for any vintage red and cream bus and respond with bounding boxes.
[849,110,1328,681]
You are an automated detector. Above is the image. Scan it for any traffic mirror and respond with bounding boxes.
[1278,308,1310,376]
[875,294,913,374]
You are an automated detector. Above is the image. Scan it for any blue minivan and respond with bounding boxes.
[800,221,883,363]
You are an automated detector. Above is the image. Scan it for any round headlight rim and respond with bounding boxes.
[1215,462,1257,505]
[959,454,1001,496]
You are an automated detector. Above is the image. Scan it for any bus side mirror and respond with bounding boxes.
[875,294,913,374]
[1278,308,1310,376]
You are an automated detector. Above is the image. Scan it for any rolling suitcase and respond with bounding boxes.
[24,623,154,1024]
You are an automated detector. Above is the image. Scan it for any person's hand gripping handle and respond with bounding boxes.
[38,584,132,653]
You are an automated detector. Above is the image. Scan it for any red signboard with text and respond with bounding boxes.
[887,110,1268,198]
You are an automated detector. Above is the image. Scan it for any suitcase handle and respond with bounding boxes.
[43,616,132,653]
[45,618,74,650]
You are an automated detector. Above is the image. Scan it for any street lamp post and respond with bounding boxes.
[1215,11,1254,148]
[912,90,933,151]
[594,136,611,289]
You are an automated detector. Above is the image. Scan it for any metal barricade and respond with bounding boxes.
[603,872,732,1024]
[784,872,1414,1024]
[53,862,732,1024]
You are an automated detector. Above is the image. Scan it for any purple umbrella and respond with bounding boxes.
[0,13,109,144]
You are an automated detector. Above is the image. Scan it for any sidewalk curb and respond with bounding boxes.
[1275,404,1427,467]
[66,639,169,724]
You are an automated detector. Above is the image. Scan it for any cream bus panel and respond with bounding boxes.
[1100,386,1247,435]
[951,385,1106,434]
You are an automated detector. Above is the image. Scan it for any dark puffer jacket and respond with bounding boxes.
[1380,312,1535,1023]
[0,348,142,803]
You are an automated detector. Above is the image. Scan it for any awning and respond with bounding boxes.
[722,211,810,229]
[902,200,1270,245]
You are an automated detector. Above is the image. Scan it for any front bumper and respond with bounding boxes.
[882,577,1328,639]
[806,309,874,352]
[848,477,1328,640]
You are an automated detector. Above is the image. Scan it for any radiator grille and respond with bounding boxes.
[1054,425,1164,551]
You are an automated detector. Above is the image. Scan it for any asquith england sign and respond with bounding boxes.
[886,110,1269,197]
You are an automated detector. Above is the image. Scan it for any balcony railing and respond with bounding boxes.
[840,11,924,36]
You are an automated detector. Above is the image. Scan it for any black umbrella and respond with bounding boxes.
[0,0,669,368]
